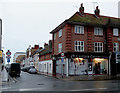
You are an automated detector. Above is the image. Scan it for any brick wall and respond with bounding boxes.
[52,24,120,55]
[39,53,51,61]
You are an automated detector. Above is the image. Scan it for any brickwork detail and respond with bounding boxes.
[107,28,113,51]
[87,27,92,52]
[65,24,72,52]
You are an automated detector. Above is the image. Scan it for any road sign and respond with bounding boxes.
[61,52,64,57]
[116,52,120,63]
[6,56,11,58]
[0,51,2,57]
[6,50,11,56]
[7,58,10,63]
[61,58,64,62]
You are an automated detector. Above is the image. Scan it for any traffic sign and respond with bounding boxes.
[7,58,10,63]
[116,52,120,63]
[6,56,11,59]
[61,58,64,62]
[6,50,11,56]
[61,52,64,57]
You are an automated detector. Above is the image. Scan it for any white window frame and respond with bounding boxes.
[113,28,119,36]
[75,25,84,34]
[59,29,62,37]
[58,43,62,53]
[94,27,103,36]
[94,42,103,52]
[75,41,84,52]
[113,42,119,52]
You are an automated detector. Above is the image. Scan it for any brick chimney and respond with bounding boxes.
[79,3,84,16]
[94,6,100,17]
[44,43,49,49]
[34,45,39,49]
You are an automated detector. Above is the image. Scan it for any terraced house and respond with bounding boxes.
[50,4,120,77]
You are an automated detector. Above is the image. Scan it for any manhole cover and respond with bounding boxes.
[38,83,44,85]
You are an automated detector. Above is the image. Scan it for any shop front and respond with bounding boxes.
[66,52,109,76]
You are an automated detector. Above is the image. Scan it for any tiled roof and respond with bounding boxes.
[50,12,120,34]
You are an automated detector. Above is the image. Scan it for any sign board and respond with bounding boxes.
[61,52,64,57]
[0,51,2,57]
[6,56,11,59]
[7,58,10,63]
[61,58,64,62]
[6,50,11,56]
[116,52,120,63]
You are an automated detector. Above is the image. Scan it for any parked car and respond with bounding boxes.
[22,66,35,72]
[28,68,37,74]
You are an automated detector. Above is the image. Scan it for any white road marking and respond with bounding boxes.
[69,88,108,91]
[2,87,11,90]
[19,88,44,91]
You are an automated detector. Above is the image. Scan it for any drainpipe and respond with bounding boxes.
[66,58,69,77]
[109,52,112,76]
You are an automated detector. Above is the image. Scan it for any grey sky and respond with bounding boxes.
[0,0,119,63]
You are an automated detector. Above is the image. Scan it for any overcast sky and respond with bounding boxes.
[0,0,119,63]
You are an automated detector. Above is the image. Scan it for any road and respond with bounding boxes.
[2,71,120,92]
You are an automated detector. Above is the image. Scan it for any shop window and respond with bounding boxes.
[113,28,119,36]
[58,43,62,53]
[75,41,84,52]
[94,42,103,52]
[94,27,103,36]
[113,43,119,52]
[93,58,108,74]
[75,25,84,34]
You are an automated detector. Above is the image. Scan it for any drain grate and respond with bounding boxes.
[37,83,44,85]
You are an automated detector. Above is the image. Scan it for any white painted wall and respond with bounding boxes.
[38,60,53,74]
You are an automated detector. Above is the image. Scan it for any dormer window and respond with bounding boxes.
[113,28,119,36]
[94,27,103,36]
[75,25,84,34]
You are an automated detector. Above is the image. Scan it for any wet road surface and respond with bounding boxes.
[2,71,120,92]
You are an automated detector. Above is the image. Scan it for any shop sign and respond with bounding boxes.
[71,54,108,59]
[71,55,89,58]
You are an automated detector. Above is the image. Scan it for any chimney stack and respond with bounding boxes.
[79,3,84,16]
[94,6,100,17]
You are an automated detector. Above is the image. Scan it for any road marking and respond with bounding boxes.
[19,88,44,91]
[69,88,108,91]
[2,87,11,90]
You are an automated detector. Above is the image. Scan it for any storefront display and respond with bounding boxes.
[93,58,108,75]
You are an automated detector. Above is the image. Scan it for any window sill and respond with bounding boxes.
[75,33,84,35]
[94,35,103,37]
[113,35,119,37]
[94,51,103,53]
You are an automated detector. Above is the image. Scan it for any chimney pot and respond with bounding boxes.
[79,3,84,16]
[94,6,100,17]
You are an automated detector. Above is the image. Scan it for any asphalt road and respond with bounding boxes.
[2,71,120,92]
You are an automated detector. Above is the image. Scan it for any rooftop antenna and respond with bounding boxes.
[93,2,98,10]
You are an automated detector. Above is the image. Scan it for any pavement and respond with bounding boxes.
[37,72,120,81]
[55,75,120,81]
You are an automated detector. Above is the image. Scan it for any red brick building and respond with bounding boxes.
[50,4,120,76]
